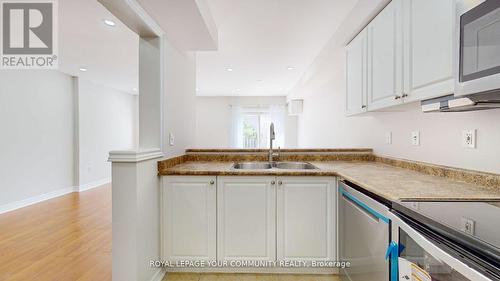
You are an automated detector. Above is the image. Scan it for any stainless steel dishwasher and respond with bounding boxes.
[338,179,393,281]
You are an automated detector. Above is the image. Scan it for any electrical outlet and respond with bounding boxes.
[460,217,475,235]
[410,202,419,210]
[169,133,175,146]
[462,129,476,149]
[385,132,392,145]
[411,131,420,146]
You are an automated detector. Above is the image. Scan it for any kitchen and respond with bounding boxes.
[108,0,500,281]
[0,0,499,281]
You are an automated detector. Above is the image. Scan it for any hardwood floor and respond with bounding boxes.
[0,186,340,281]
[163,273,340,281]
[0,185,111,281]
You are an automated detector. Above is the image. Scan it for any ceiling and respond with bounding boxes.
[134,0,218,50]
[59,0,139,94]
[196,0,358,97]
[58,0,360,97]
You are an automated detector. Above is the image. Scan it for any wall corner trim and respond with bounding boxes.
[108,148,164,163]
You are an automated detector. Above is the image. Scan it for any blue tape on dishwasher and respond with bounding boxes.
[340,189,390,224]
[385,241,399,281]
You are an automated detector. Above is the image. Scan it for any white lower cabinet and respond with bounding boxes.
[277,177,336,262]
[162,175,337,267]
[217,176,276,262]
[161,176,216,261]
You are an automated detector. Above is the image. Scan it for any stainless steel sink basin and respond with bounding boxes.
[232,162,272,170]
[232,162,317,170]
[275,162,317,170]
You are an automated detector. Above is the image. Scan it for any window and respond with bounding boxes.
[230,105,285,148]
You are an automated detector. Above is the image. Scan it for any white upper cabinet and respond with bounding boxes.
[162,176,216,261]
[367,0,404,111]
[403,0,454,102]
[277,177,336,262]
[217,176,276,262]
[345,0,455,114]
[346,29,368,116]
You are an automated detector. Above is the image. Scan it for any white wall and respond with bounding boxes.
[0,70,139,211]
[0,71,76,207]
[288,31,500,174]
[162,39,197,157]
[195,96,298,148]
[78,79,138,188]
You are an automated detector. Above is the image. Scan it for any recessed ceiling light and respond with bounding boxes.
[226,68,233,72]
[287,66,295,70]
[79,67,87,72]
[132,88,138,91]
[196,88,200,92]
[103,19,116,26]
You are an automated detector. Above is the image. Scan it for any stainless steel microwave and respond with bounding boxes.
[423,0,500,112]
[455,0,500,97]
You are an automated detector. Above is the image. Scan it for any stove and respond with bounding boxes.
[392,200,500,280]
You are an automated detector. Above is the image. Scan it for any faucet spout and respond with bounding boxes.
[269,123,276,163]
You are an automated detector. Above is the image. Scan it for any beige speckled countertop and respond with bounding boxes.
[160,160,500,202]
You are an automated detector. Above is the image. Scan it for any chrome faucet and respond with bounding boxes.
[269,123,279,163]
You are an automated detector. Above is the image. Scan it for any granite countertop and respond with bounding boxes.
[160,160,500,202]
[185,148,373,153]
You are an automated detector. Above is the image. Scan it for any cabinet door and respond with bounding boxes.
[403,0,454,102]
[217,176,276,261]
[277,177,336,262]
[367,0,404,111]
[346,29,368,116]
[162,176,216,261]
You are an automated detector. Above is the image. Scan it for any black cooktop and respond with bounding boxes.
[396,201,500,250]
[392,200,500,279]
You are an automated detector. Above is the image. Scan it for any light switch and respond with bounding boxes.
[169,133,175,146]
[385,132,392,145]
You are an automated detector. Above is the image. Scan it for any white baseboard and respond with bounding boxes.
[150,268,166,281]
[0,179,111,215]
[0,186,76,215]
[78,177,111,192]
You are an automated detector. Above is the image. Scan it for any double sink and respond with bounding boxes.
[232,162,318,170]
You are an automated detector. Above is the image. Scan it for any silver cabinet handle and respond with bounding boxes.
[394,95,401,100]
[402,93,408,98]
[278,181,282,185]
[361,105,367,109]
[271,181,276,185]
[209,180,215,185]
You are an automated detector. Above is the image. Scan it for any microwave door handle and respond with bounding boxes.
[388,213,491,281]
